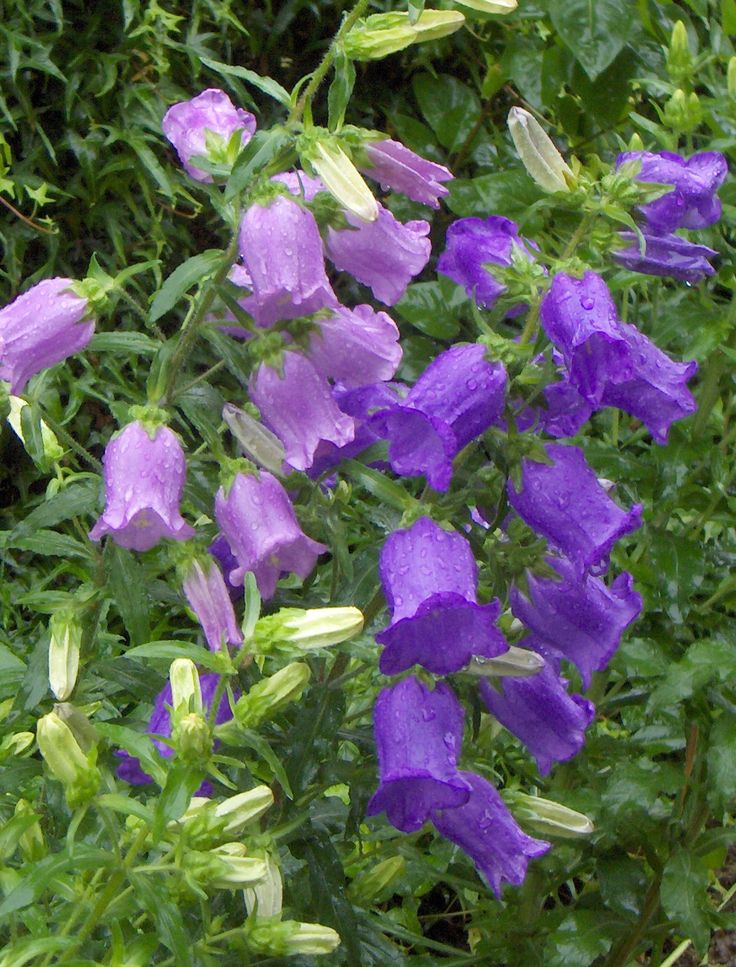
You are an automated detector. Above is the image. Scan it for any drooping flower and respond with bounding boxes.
[511,353,593,439]
[249,351,355,471]
[214,470,326,598]
[182,555,244,652]
[162,89,256,183]
[431,771,549,897]
[366,676,470,832]
[307,304,402,388]
[507,443,642,573]
[0,278,95,394]
[376,516,508,675]
[359,138,453,208]
[89,421,195,552]
[613,231,717,283]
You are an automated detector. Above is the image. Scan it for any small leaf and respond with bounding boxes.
[200,56,290,106]
[225,127,294,201]
[149,249,224,323]
[104,542,151,647]
[90,332,160,355]
[661,847,711,955]
[706,715,736,814]
[124,641,229,673]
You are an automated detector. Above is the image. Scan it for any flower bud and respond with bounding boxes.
[348,855,405,904]
[14,799,45,862]
[222,403,286,476]
[169,658,203,716]
[187,842,269,889]
[462,645,545,678]
[663,89,702,134]
[666,21,693,85]
[411,9,465,41]
[507,107,573,193]
[7,396,64,467]
[36,711,100,807]
[505,791,594,839]
[308,140,378,223]
[728,57,736,99]
[247,918,341,957]
[254,606,364,654]
[214,786,274,834]
[454,0,517,11]
[343,14,417,60]
[173,712,212,764]
[244,853,283,918]
[235,662,311,729]
[48,611,81,701]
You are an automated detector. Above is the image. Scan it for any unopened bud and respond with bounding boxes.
[343,14,417,61]
[7,396,64,466]
[506,791,594,839]
[663,89,702,134]
[508,107,573,193]
[169,658,203,716]
[188,842,268,889]
[463,645,545,678]
[0,732,35,761]
[666,21,693,84]
[247,919,341,957]
[222,404,285,475]
[174,712,212,764]
[235,662,311,729]
[36,711,100,806]
[308,141,378,223]
[14,799,45,862]
[48,611,81,701]
[348,855,406,904]
[215,786,274,834]
[411,9,465,41]
[244,853,283,918]
[254,606,364,654]
[455,0,517,12]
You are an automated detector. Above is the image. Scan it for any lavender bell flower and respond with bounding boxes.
[510,556,643,687]
[239,194,337,328]
[162,89,256,183]
[617,150,727,233]
[89,421,195,552]
[209,534,242,601]
[325,203,431,305]
[0,278,95,395]
[372,344,507,491]
[507,443,643,573]
[182,556,244,652]
[365,676,471,832]
[307,304,402,388]
[376,516,508,675]
[271,169,325,201]
[431,771,550,897]
[250,351,355,471]
[214,470,327,598]
[613,231,717,283]
[359,139,453,208]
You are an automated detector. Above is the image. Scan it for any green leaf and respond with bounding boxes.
[598,856,648,918]
[341,460,417,512]
[131,872,194,967]
[412,74,481,152]
[237,729,293,799]
[1,529,90,559]
[96,793,154,825]
[11,480,99,540]
[200,56,290,106]
[153,762,206,839]
[328,48,356,131]
[548,0,632,80]
[447,172,543,228]
[124,641,229,672]
[706,715,736,814]
[661,847,711,955]
[407,0,426,23]
[0,847,112,918]
[225,127,294,201]
[95,722,166,786]
[104,542,151,647]
[90,332,160,355]
[544,910,617,966]
[649,640,736,711]
[395,281,465,340]
[149,249,223,323]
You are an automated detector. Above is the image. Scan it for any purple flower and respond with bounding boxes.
[0,278,95,394]
[208,533,242,601]
[360,139,453,208]
[513,375,593,439]
[325,204,430,305]
[250,351,355,471]
[271,169,325,201]
[366,677,471,832]
[613,232,717,283]
[431,771,549,897]
[376,517,508,675]
[89,422,195,552]
[507,443,642,573]
[510,557,642,687]
[182,556,244,652]
[162,89,256,183]
[479,650,595,775]
[307,304,402,388]
[617,150,727,233]
[372,344,507,491]
[437,216,536,308]
[214,470,326,598]
[239,195,337,327]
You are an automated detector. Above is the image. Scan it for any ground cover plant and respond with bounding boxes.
[0,0,735,964]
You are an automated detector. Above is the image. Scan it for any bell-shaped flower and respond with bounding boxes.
[182,555,244,652]
[249,351,355,471]
[239,194,337,328]
[510,557,642,687]
[372,344,507,491]
[89,421,195,552]
[0,278,95,394]
[431,770,549,897]
[162,88,256,183]
[479,648,595,775]
[507,443,642,574]
[271,168,325,201]
[365,676,471,832]
[613,231,717,283]
[214,470,326,598]
[376,516,508,675]
[325,203,430,305]
[359,138,453,208]
[307,304,402,388]
[514,377,593,439]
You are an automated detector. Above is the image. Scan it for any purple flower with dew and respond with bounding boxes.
[437,216,536,308]
[0,278,95,395]
[308,304,402,388]
[89,422,195,552]
[366,676,471,833]
[208,534,242,601]
[507,443,643,574]
[116,674,233,788]
[510,557,642,688]
[513,376,593,439]
[214,470,327,598]
[325,204,431,305]
[239,194,337,328]
[431,771,550,897]
[613,232,717,284]
[376,516,508,675]
[360,138,453,208]
[162,89,256,183]
[372,344,507,491]
[479,647,595,776]
[617,150,727,233]
[182,556,243,652]
[250,351,355,471]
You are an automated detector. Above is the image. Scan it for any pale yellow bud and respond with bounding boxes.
[463,645,545,678]
[412,9,465,41]
[169,658,203,715]
[48,611,81,701]
[310,141,378,222]
[507,107,573,193]
[243,853,283,918]
[509,791,594,838]
[455,0,517,12]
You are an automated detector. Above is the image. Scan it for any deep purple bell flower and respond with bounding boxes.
[513,373,593,439]
[0,278,95,395]
[307,304,402,388]
[360,139,453,208]
[214,470,327,598]
[376,516,508,675]
[89,421,195,552]
[162,89,256,183]
[366,676,471,833]
[431,771,549,897]
[507,443,643,574]
[250,351,356,471]
[613,231,717,284]
[510,556,642,688]
[182,556,243,652]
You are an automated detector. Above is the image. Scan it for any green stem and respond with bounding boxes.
[35,406,103,473]
[560,211,596,261]
[518,302,540,346]
[603,872,662,967]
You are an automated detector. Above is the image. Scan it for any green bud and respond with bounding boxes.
[222,403,286,476]
[728,57,736,99]
[243,853,283,918]
[48,611,82,701]
[14,799,45,862]
[254,606,364,654]
[0,732,35,761]
[463,645,545,678]
[411,9,465,41]
[53,702,98,754]
[36,711,100,807]
[507,107,573,193]
[666,21,693,85]
[187,843,268,889]
[307,140,378,223]
[174,712,212,764]
[215,786,274,834]
[247,918,341,957]
[348,855,406,904]
[663,89,702,134]
[169,658,203,716]
[343,14,417,61]
[235,662,311,728]
[506,791,594,838]
[7,396,64,466]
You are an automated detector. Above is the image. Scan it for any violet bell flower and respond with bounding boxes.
[182,555,244,652]
[365,676,470,832]
[89,421,195,552]
[376,516,508,675]
[307,304,402,388]
[0,278,95,395]
[613,232,717,284]
[162,89,256,183]
[359,138,453,208]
